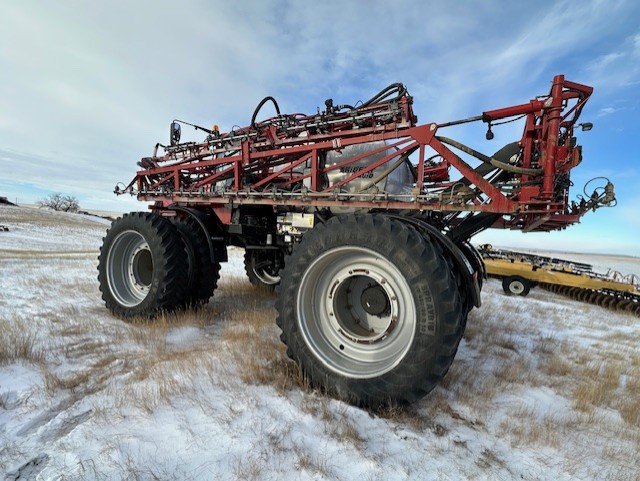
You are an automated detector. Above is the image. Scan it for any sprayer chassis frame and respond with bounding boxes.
[128,75,594,233]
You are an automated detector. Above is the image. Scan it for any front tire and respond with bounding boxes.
[98,212,188,318]
[171,215,220,306]
[276,214,464,407]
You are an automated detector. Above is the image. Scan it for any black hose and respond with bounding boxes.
[367,83,406,105]
[251,96,281,129]
[360,83,407,108]
[436,136,543,176]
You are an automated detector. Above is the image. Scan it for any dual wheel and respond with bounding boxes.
[97,212,220,318]
[99,211,468,407]
[276,214,466,407]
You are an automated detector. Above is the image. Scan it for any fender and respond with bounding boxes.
[387,214,481,308]
[457,240,486,285]
[167,205,228,262]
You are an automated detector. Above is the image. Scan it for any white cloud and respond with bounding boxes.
[586,52,626,72]
[582,31,640,90]
[597,106,620,117]
[0,0,638,221]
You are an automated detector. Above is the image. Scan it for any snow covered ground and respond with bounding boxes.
[1,205,638,480]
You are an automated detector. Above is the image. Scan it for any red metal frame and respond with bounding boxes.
[120,74,607,233]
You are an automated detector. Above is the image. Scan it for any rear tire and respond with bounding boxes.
[98,212,188,318]
[245,250,281,290]
[502,276,531,296]
[276,214,464,407]
[170,215,220,306]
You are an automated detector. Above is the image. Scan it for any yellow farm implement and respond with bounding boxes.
[479,245,640,316]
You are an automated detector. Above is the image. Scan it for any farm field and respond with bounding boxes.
[1,205,639,480]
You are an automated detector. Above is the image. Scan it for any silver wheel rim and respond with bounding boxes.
[107,230,153,307]
[509,280,525,295]
[297,246,416,378]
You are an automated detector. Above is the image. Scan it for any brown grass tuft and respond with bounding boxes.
[618,364,640,425]
[542,353,573,377]
[293,448,332,477]
[573,361,622,412]
[219,298,310,396]
[0,317,45,364]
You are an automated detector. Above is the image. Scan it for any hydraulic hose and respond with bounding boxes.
[360,83,407,108]
[436,136,543,176]
[251,96,281,129]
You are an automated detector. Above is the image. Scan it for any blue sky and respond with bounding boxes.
[0,1,638,255]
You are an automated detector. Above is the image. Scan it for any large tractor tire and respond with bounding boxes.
[502,276,531,296]
[170,216,221,306]
[276,214,464,407]
[98,212,188,318]
[244,250,282,290]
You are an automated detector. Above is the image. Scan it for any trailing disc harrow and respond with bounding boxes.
[479,245,640,316]
[541,283,640,316]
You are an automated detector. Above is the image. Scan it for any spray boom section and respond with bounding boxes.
[118,75,614,234]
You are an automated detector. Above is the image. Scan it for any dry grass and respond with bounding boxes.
[446,291,640,478]
[618,365,640,425]
[0,204,106,228]
[320,405,366,449]
[572,360,623,412]
[498,407,563,448]
[375,404,431,431]
[216,284,310,396]
[0,317,45,364]
[43,369,93,396]
[87,283,304,416]
[541,352,573,377]
[293,448,332,477]
[129,305,219,331]
[476,448,507,471]
[232,454,265,481]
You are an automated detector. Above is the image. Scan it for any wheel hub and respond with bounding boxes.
[107,230,154,307]
[130,245,153,287]
[509,280,525,295]
[329,272,397,344]
[360,285,389,316]
[296,246,416,378]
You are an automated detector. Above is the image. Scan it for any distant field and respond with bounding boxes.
[1,205,638,481]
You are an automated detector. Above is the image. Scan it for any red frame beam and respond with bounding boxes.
[123,75,595,233]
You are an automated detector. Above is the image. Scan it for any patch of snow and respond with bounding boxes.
[1,206,638,480]
[0,363,44,409]
[165,326,203,347]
